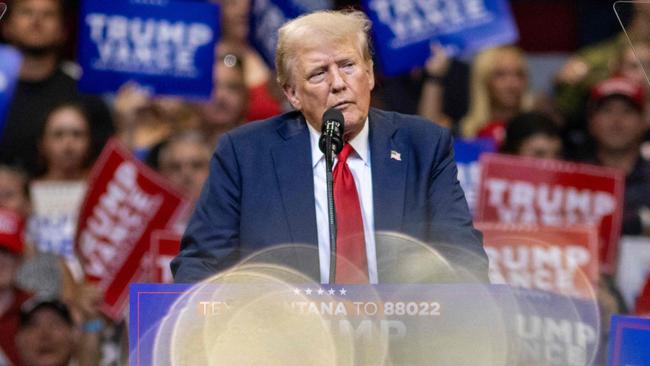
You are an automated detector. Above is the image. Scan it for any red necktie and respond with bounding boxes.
[333,144,368,283]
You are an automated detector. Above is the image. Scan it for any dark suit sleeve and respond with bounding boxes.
[428,128,489,281]
[171,133,242,283]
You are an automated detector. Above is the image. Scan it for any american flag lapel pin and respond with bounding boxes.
[390,150,401,161]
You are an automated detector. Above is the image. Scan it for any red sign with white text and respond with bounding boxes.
[75,139,188,319]
[476,153,624,274]
[148,230,181,284]
[478,222,599,298]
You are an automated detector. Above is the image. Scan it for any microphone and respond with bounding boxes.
[318,107,344,284]
[318,108,345,157]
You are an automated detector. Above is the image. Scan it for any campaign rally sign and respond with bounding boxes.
[363,0,518,75]
[146,229,181,284]
[77,0,219,98]
[477,222,599,298]
[75,139,188,319]
[607,315,650,366]
[250,0,333,68]
[28,181,86,260]
[129,283,599,365]
[476,153,624,274]
[0,45,21,139]
[454,138,495,215]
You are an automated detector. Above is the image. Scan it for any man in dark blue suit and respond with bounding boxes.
[171,10,487,283]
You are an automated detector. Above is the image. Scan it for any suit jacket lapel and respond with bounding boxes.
[369,108,407,233]
[270,115,319,279]
[271,115,318,245]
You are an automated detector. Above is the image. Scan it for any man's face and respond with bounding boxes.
[16,308,74,366]
[283,38,374,140]
[202,61,247,127]
[589,98,648,152]
[159,141,211,201]
[2,0,64,54]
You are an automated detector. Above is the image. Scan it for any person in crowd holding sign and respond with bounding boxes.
[0,0,113,177]
[172,9,487,284]
[500,111,563,160]
[459,46,533,144]
[586,77,650,237]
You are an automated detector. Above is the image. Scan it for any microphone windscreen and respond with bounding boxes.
[321,108,344,132]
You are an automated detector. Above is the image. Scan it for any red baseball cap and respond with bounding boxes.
[590,77,645,112]
[0,208,25,255]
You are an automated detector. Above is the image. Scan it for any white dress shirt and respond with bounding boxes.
[307,119,378,284]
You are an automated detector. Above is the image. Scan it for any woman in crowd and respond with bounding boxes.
[36,101,93,181]
[460,45,533,144]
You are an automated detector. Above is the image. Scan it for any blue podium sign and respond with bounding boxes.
[130,283,599,365]
[363,0,518,76]
[607,315,650,366]
[0,45,21,140]
[77,0,219,99]
[249,0,333,69]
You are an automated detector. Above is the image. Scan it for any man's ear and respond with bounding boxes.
[282,83,301,111]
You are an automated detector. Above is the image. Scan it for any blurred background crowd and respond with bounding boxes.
[1,0,650,365]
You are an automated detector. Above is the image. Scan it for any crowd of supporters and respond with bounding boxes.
[1,0,649,365]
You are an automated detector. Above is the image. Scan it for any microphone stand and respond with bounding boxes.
[324,133,337,284]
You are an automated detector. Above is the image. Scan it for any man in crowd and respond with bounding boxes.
[0,0,112,176]
[587,77,650,236]
[172,10,487,284]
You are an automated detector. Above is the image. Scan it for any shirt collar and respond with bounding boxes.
[307,116,370,168]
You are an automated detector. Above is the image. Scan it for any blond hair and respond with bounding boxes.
[460,45,532,138]
[275,9,373,87]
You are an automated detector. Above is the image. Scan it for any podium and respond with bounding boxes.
[129,283,600,365]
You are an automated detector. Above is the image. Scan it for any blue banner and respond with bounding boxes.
[607,315,650,366]
[250,0,333,68]
[454,138,495,214]
[130,283,599,365]
[77,0,220,99]
[363,0,519,76]
[0,46,21,140]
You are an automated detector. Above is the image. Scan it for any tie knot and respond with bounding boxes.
[338,144,354,164]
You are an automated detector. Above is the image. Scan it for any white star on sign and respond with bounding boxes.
[317,288,325,295]
[339,288,347,296]
[305,288,312,295]
[293,288,300,295]
[328,288,336,295]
